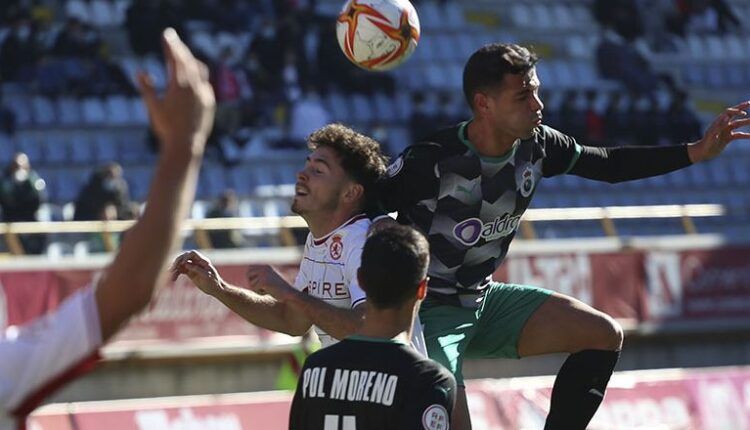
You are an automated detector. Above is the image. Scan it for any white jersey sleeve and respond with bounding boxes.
[0,287,102,417]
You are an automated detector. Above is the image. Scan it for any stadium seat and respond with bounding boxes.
[509,4,532,28]
[238,199,261,218]
[129,97,149,125]
[93,132,119,162]
[0,135,15,164]
[373,92,397,122]
[227,167,256,197]
[325,92,351,123]
[350,94,374,124]
[105,95,132,125]
[65,0,90,22]
[44,134,71,165]
[31,96,56,126]
[442,2,465,30]
[418,1,442,31]
[529,4,554,29]
[56,97,82,125]
[16,134,43,163]
[89,0,115,27]
[81,97,107,125]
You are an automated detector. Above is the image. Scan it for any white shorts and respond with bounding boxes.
[0,287,102,424]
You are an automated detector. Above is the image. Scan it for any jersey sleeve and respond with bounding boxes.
[375,144,441,213]
[343,233,367,309]
[0,287,102,412]
[404,366,457,430]
[540,126,584,178]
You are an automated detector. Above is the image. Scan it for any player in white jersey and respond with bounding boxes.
[173,124,427,352]
[0,29,214,430]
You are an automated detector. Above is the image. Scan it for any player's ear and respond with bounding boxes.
[416,278,428,300]
[343,182,364,204]
[473,92,490,116]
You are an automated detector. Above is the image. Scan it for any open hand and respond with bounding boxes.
[689,100,750,163]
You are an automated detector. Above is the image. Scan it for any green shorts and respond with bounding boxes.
[418,282,553,385]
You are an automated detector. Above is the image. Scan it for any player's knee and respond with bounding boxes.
[596,314,623,351]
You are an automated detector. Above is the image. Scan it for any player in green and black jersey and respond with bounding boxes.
[375,43,750,430]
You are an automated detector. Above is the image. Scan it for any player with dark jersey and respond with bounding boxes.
[290,225,456,430]
[375,43,750,430]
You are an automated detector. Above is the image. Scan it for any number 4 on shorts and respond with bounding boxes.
[324,414,356,430]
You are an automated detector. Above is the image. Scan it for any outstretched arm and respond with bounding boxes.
[172,251,313,336]
[553,101,750,183]
[246,265,365,340]
[95,28,215,341]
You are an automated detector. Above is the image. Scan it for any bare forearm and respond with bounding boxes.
[213,281,310,335]
[288,292,364,340]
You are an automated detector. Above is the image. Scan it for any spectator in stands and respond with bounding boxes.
[0,153,47,254]
[0,93,17,137]
[667,90,702,145]
[206,189,245,249]
[668,0,741,36]
[73,163,133,222]
[0,14,39,82]
[595,27,660,96]
[211,46,249,135]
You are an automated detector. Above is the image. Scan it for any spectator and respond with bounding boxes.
[0,153,47,254]
[0,15,39,82]
[74,163,132,221]
[0,94,17,137]
[667,90,702,145]
[206,189,244,249]
[212,46,249,135]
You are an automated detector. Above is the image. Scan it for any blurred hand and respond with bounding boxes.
[246,265,297,301]
[171,250,223,296]
[138,28,215,154]
[689,100,750,163]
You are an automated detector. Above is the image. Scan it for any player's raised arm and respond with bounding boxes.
[172,251,314,336]
[95,28,215,341]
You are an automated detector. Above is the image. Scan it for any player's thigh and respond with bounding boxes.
[419,296,478,385]
[517,292,623,357]
[465,282,552,360]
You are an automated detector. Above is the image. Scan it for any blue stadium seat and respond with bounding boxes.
[350,94,374,124]
[373,92,397,122]
[31,96,56,126]
[44,134,70,165]
[0,135,15,164]
[125,164,154,201]
[93,132,119,163]
[105,95,132,125]
[81,97,107,125]
[16,134,43,163]
[227,167,256,197]
[56,97,82,125]
[89,0,116,27]
[70,135,97,164]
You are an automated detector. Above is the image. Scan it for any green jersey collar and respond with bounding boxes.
[458,120,520,164]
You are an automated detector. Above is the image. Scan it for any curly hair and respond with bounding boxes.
[307,124,387,201]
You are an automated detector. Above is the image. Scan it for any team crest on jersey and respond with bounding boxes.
[330,235,343,260]
[422,404,449,430]
[386,155,404,177]
[518,163,536,197]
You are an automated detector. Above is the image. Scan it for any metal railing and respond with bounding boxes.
[0,204,726,255]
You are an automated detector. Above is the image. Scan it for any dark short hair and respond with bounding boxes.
[359,225,429,309]
[307,124,387,202]
[463,43,539,110]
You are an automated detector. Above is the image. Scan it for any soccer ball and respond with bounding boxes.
[336,0,420,71]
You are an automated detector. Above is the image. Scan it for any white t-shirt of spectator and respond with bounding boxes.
[293,214,428,355]
[0,287,102,429]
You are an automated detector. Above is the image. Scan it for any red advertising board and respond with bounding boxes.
[3,246,750,348]
[28,367,750,430]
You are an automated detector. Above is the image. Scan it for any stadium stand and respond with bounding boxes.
[0,0,747,257]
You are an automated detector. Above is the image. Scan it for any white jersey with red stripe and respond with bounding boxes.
[293,214,427,355]
[0,287,102,429]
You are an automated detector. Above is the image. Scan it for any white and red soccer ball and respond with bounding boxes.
[336,0,420,71]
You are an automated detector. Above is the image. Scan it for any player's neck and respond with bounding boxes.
[306,208,361,239]
[356,307,414,342]
[467,118,517,157]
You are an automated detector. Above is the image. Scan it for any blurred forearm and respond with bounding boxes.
[96,142,203,340]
